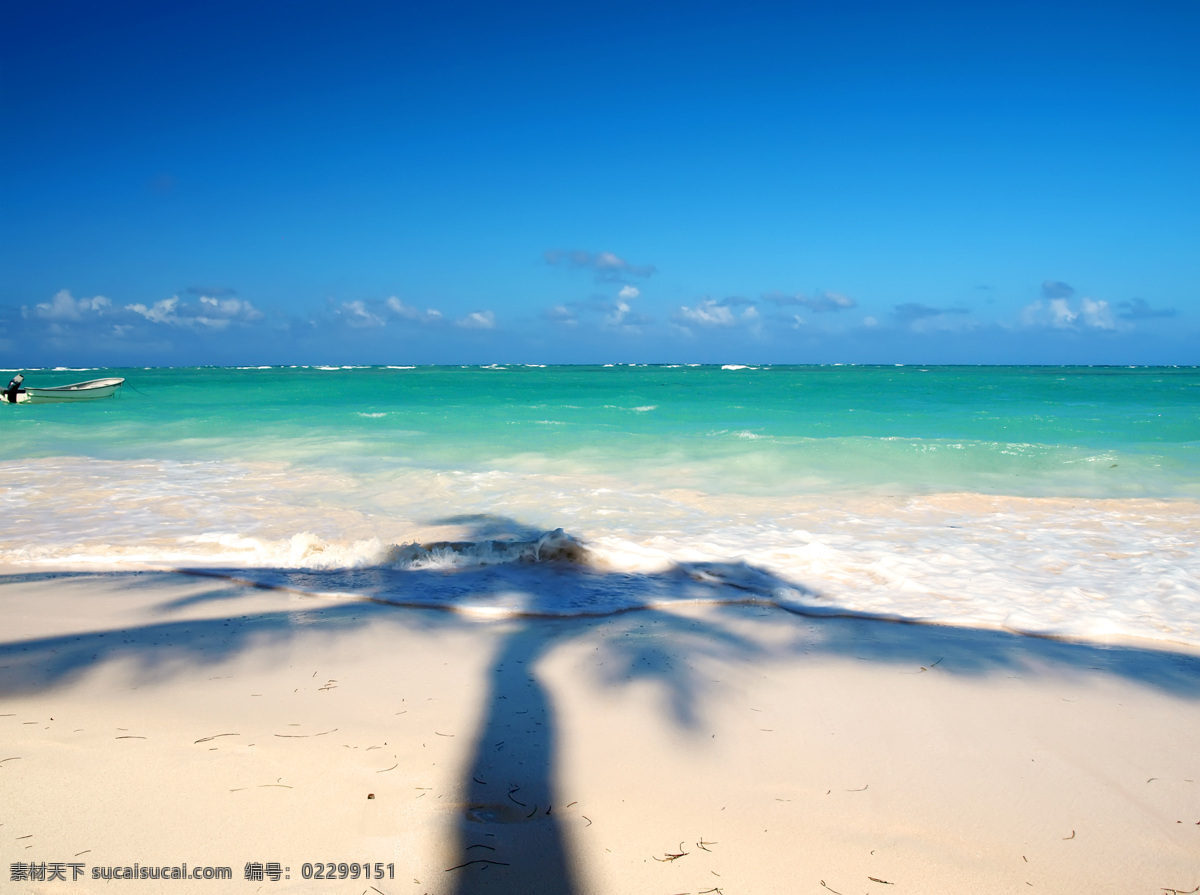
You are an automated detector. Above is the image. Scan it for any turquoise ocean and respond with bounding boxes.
[3,364,1198,646]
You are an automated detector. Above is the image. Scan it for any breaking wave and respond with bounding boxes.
[386,528,589,569]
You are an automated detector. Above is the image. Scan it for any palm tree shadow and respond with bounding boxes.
[3,514,1200,895]
[447,621,577,895]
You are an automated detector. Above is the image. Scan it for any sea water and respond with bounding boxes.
[2,365,1198,646]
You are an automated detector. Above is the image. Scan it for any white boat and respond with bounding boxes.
[3,374,126,404]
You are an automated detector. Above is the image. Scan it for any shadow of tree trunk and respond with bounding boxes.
[447,622,579,895]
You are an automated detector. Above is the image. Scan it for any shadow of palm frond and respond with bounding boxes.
[2,516,1198,894]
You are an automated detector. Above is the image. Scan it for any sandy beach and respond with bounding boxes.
[2,568,1198,894]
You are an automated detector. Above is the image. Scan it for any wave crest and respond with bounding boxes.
[387,528,589,570]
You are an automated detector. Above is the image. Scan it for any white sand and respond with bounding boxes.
[2,569,1198,894]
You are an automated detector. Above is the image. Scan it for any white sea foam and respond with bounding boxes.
[3,456,1198,647]
[388,528,586,569]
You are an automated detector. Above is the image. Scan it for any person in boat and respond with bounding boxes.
[3,373,24,403]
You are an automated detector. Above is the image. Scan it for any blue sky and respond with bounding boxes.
[2,0,1197,366]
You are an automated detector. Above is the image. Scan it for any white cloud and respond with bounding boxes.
[199,295,263,321]
[325,296,446,329]
[336,300,386,328]
[543,290,653,332]
[674,299,737,327]
[671,298,763,333]
[126,296,182,325]
[30,289,111,321]
[603,285,655,331]
[456,310,496,330]
[1080,297,1115,330]
[544,249,656,282]
[385,296,443,323]
[126,294,264,330]
[595,252,623,272]
[1021,296,1117,331]
[1049,298,1077,327]
[607,300,631,326]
